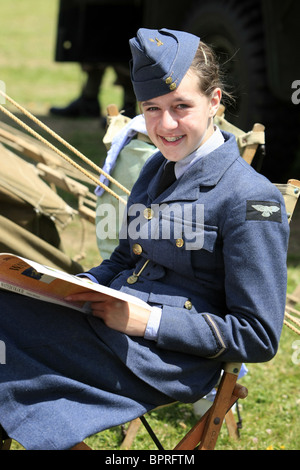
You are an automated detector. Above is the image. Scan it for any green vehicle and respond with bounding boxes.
[55,0,300,181]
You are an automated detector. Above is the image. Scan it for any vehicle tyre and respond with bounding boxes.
[182,0,299,181]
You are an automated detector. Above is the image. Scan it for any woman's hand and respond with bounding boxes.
[65,292,151,337]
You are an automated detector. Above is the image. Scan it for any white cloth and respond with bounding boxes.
[174,126,225,179]
[95,114,148,196]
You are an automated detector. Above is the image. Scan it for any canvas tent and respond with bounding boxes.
[0,139,83,274]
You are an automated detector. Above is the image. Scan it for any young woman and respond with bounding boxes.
[0,29,289,450]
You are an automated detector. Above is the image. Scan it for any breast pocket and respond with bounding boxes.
[150,205,209,278]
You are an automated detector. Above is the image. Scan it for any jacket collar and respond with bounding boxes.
[148,131,240,202]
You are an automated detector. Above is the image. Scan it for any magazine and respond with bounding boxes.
[0,253,150,314]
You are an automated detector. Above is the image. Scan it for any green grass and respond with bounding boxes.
[2,0,300,451]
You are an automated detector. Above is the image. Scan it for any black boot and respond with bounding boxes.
[50,96,100,118]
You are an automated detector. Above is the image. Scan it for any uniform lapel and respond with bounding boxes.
[147,132,240,203]
[160,132,239,202]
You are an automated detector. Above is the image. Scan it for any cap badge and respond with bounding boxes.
[149,37,164,47]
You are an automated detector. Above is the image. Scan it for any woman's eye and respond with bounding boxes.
[177,103,189,109]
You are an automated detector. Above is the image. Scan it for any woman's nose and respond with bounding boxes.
[160,110,178,130]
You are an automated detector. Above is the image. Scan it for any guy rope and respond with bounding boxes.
[284,307,300,336]
[0,89,129,205]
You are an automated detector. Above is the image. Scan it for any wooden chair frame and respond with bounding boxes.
[68,363,248,451]
[119,363,248,451]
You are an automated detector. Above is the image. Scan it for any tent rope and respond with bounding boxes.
[284,308,300,335]
[0,90,129,204]
[284,320,300,336]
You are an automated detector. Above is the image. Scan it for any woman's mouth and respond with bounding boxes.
[161,135,184,143]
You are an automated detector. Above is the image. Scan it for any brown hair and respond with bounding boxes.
[189,42,234,105]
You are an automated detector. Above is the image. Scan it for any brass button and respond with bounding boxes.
[144,208,154,220]
[176,238,184,248]
[127,274,139,285]
[184,300,193,311]
[132,244,143,255]
[170,83,177,91]
[165,77,173,85]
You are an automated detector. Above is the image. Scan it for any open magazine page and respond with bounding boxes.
[0,253,150,314]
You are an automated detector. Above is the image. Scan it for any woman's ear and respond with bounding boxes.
[210,88,222,117]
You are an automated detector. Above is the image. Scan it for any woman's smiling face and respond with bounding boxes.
[141,70,221,162]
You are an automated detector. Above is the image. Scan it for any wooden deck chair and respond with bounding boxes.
[215,105,265,168]
[282,179,300,309]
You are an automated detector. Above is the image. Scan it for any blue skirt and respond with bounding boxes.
[0,291,172,450]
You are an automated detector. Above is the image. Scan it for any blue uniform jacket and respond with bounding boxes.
[87,131,290,402]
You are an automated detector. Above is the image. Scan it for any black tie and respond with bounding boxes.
[156,161,176,196]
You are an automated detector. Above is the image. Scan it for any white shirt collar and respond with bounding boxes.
[174,126,225,179]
